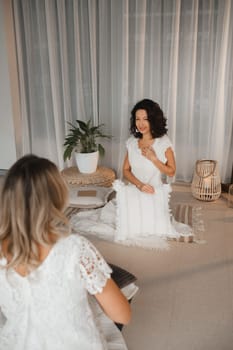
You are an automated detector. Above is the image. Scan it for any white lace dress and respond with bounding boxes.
[0,235,128,350]
[71,135,193,249]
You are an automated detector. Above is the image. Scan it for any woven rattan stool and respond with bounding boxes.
[61,166,116,187]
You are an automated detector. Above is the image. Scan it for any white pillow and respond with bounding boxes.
[68,186,114,209]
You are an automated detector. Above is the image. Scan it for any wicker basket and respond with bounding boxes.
[61,166,116,187]
[191,160,221,201]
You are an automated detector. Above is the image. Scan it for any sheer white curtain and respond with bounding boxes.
[11,0,233,182]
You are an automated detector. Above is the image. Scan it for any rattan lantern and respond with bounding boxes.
[191,160,221,201]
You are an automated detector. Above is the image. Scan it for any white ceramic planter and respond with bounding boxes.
[75,151,99,174]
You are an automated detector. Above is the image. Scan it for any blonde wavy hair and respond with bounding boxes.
[0,154,70,270]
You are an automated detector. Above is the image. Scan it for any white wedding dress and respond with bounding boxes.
[0,235,128,350]
[71,135,193,249]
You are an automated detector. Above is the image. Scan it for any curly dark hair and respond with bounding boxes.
[130,99,168,138]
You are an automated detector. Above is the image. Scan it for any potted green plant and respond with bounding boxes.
[63,119,111,173]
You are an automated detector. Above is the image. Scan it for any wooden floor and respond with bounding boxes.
[91,184,233,350]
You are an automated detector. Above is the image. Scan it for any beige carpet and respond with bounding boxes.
[66,201,205,244]
[1,177,232,349]
[85,184,233,350]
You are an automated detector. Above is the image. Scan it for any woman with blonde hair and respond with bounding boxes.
[0,155,131,350]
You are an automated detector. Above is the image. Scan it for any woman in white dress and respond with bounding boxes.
[0,155,131,350]
[72,99,193,249]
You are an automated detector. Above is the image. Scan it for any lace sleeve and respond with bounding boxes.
[78,237,112,295]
